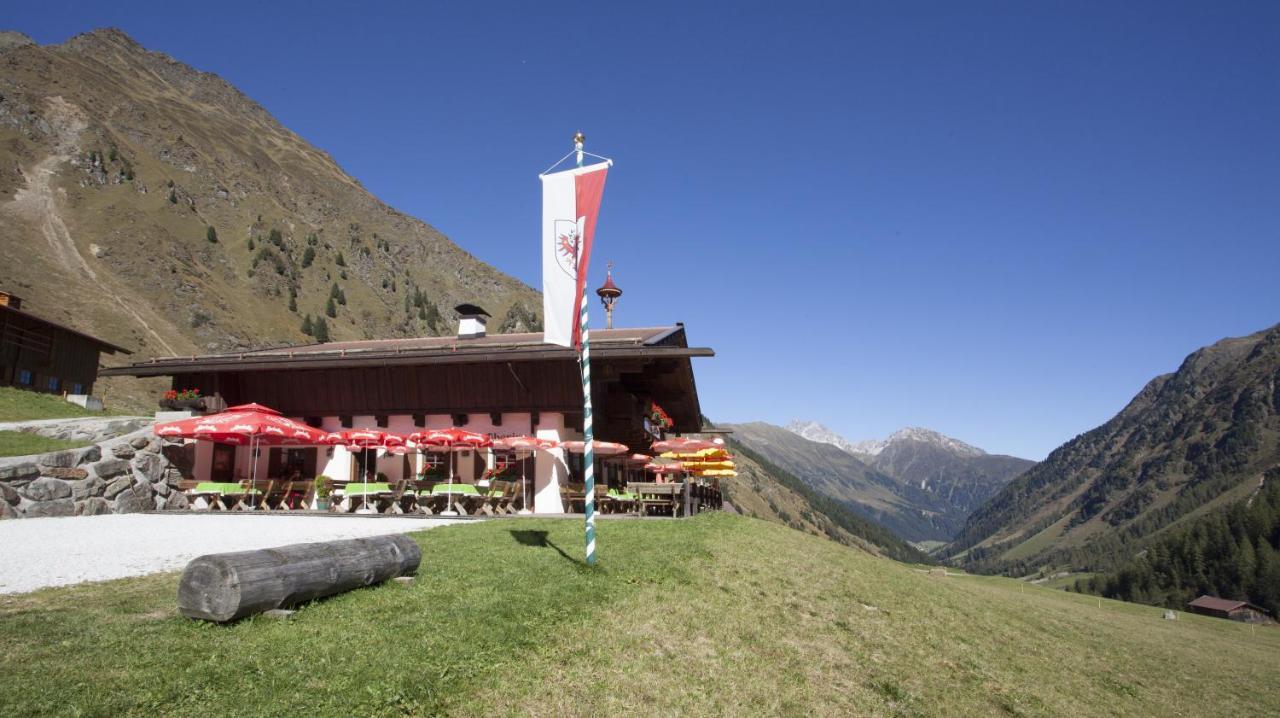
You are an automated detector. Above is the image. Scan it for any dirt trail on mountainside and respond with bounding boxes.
[3,96,178,355]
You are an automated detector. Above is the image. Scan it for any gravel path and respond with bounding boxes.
[0,513,472,594]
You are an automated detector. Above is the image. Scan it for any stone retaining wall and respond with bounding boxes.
[0,425,195,519]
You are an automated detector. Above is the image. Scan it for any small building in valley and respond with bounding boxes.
[0,291,132,397]
[1186,595,1274,624]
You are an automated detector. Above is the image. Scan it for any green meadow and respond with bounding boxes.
[1,513,1276,717]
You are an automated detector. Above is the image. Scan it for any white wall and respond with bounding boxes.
[535,412,574,513]
[187,411,582,514]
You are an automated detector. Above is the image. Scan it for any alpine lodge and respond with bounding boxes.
[100,305,722,516]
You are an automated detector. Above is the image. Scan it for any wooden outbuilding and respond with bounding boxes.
[0,291,131,396]
[1186,595,1274,624]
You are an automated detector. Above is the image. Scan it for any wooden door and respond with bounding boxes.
[211,444,235,482]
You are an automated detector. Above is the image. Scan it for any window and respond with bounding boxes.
[47,377,60,392]
[16,369,32,386]
[70,383,84,395]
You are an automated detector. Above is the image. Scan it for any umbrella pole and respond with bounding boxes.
[441,445,458,516]
[518,448,532,515]
[358,446,374,514]
[250,436,258,510]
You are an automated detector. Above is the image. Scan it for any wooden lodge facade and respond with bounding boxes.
[0,291,131,396]
[102,322,713,514]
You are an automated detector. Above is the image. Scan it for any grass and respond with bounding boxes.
[1,514,1278,716]
[1038,572,1098,590]
[0,430,90,458]
[0,385,108,422]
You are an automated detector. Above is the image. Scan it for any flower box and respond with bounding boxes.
[159,397,207,411]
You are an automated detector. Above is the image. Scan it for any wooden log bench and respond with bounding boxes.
[177,534,421,622]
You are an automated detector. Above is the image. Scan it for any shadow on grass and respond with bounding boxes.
[509,529,586,567]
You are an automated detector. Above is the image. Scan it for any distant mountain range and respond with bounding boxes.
[727,421,1032,543]
[946,322,1280,580]
[718,432,931,563]
[0,28,541,410]
[790,421,987,459]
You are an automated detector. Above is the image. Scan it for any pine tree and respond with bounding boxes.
[335,251,346,267]
[313,318,330,343]
[288,295,297,312]
[326,297,337,318]
[247,237,255,251]
[168,188,177,204]
[206,226,218,243]
[300,314,314,336]
[301,246,316,268]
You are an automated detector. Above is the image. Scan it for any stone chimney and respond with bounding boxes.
[454,303,490,339]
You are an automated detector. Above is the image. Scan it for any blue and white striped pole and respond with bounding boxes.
[576,134,598,566]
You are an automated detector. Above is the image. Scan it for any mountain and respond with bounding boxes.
[1074,468,1280,618]
[786,420,865,455]
[720,435,932,563]
[0,28,541,410]
[770,421,1032,543]
[845,426,987,459]
[946,322,1280,578]
[730,421,964,542]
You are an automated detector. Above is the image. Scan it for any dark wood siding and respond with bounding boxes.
[0,308,109,395]
[174,362,585,417]
[169,353,702,447]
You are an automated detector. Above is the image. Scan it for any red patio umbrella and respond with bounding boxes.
[651,437,719,454]
[325,429,406,513]
[155,403,328,508]
[559,440,629,457]
[491,436,559,515]
[408,428,492,515]
[645,460,685,482]
[156,403,327,446]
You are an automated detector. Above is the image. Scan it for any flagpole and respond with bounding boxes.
[575,132,598,567]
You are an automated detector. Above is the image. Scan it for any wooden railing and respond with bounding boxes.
[627,481,722,517]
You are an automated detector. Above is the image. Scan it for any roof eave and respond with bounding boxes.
[100,345,715,377]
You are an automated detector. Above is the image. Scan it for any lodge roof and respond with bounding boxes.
[1187,595,1267,613]
[100,325,710,377]
[0,304,132,355]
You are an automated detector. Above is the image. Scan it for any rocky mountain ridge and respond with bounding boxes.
[788,421,989,459]
[0,28,542,409]
[775,420,1032,543]
[947,322,1280,576]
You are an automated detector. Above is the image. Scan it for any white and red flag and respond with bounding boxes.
[541,162,609,348]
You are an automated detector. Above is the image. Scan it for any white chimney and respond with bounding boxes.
[454,304,490,339]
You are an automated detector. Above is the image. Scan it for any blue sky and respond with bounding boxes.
[10,2,1280,459]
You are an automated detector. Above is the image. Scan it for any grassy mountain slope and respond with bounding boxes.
[0,28,541,410]
[1075,466,1280,616]
[730,421,968,542]
[948,322,1280,575]
[723,438,932,563]
[3,514,1277,716]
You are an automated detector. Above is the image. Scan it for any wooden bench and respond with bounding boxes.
[629,482,681,516]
